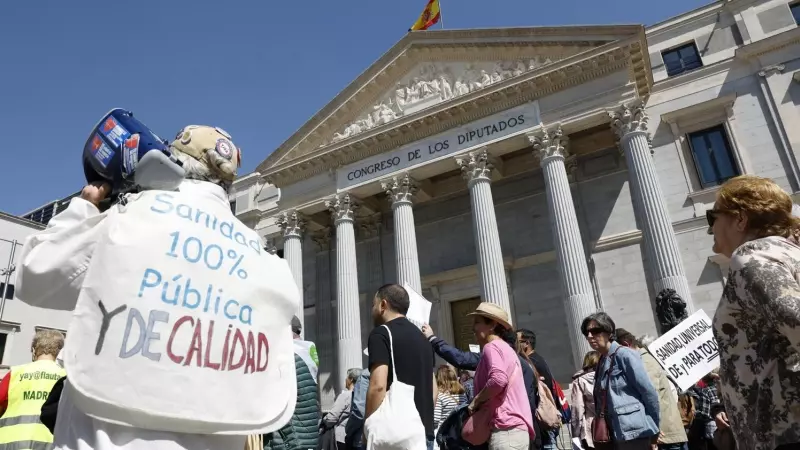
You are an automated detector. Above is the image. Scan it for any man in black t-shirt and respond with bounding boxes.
[366,284,436,449]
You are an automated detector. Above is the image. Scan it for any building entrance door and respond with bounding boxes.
[450,297,481,352]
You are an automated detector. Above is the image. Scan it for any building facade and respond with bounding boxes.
[0,212,73,376]
[232,0,800,407]
[22,191,80,226]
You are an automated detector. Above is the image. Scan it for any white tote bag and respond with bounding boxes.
[364,325,427,450]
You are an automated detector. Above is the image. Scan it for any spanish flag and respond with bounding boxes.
[409,0,441,31]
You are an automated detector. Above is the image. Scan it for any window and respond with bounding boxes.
[792,3,800,25]
[688,125,740,188]
[662,42,703,77]
[0,283,13,300]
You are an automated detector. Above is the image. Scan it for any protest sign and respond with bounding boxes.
[647,310,719,392]
[63,190,301,434]
[469,344,480,354]
[403,283,432,330]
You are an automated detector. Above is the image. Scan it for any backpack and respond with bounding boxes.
[536,378,562,430]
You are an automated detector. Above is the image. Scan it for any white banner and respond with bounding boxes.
[64,189,300,434]
[646,310,720,392]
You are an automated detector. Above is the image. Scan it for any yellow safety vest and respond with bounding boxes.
[0,360,65,450]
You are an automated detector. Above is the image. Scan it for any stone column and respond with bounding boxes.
[455,148,511,317]
[325,193,363,387]
[277,210,306,337]
[529,126,594,367]
[381,174,422,294]
[610,102,695,313]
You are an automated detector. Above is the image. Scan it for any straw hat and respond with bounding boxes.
[467,302,512,330]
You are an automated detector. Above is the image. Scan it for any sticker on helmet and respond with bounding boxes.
[99,116,131,148]
[122,134,140,176]
[179,129,192,145]
[216,138,234,159]
[90,134,115,168]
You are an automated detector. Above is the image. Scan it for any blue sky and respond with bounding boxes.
[0,0,707,215]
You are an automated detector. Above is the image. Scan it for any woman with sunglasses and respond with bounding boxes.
[580,312,659,450]
[707,175,800,450]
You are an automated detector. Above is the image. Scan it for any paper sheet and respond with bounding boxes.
[403,283,432,330]
[469,344,480,354]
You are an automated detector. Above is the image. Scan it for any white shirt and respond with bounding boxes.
[53,381,244,450]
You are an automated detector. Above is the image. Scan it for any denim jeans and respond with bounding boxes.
[427,438,434,450]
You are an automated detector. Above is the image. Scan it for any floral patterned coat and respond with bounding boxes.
[713,236,800,450]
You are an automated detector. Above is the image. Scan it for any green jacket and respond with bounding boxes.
[264,354,320,450]
[639,348,687,444]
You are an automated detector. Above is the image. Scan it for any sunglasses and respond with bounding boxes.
[584,327,605,337]
[706,209,731,228]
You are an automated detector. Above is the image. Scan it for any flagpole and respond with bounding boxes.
[439,0,444,29]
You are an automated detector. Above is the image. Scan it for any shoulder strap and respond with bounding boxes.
[381,324,398,381]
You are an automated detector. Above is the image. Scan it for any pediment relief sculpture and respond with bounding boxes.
[325,57,558,146]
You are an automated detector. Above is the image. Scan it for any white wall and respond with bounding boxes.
[0,214,73,376]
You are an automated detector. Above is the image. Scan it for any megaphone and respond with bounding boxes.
[83,109,185,208]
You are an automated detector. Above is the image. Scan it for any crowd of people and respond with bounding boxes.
[0,106,798,450]
[311,175,800,450]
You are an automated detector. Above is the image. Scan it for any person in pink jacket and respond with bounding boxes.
[465,303,534,450]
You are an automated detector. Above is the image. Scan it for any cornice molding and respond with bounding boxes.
[646,1,726,38]
[263,38,650,188]
[735,26,800,60]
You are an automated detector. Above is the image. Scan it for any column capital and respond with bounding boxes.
[276,210,306,238]
[455,148,493,185]
[609,101,650,141]
[528,125,569,163]
[325,193,358,224]
[380,173,417,206]
[311,228,332,252]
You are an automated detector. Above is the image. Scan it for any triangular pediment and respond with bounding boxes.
[327,58,557,145]
[258,26,646,175]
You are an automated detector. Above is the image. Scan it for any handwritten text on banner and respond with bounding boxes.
[647,310,720,392]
